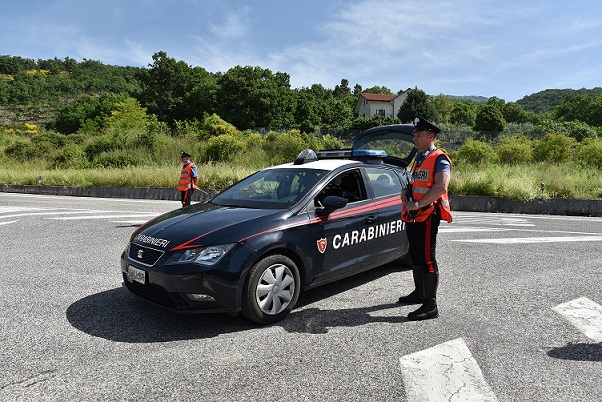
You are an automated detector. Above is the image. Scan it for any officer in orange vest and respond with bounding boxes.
[178,150,199,207]
[398,116,452,321]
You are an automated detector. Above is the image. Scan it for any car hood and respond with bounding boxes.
[131,203,288,251]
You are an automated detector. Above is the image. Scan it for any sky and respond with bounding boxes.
[2,0,602,102]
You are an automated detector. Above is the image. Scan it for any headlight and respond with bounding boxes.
[177,244,235,266]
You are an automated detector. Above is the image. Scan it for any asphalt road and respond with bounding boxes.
[1,192,601,401]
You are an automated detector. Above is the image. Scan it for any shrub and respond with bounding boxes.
[496,135,533,164]
[33,131,67,148]
[455,139,498,165]
[52,144,88,169]
[262,130,309,163]
[533,132,577,163]
[64,133,88,146]
[242,132,264,148]
[5,139,53,159]
[321,134,344,150]
[205,135,245,162]
[201,114,238,140]
[137,130,159,150]
[576,139,602,168]
[92,150,141,168]
[84,135,118,160]
[174,119,203,137]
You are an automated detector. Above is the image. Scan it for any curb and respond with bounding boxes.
[450,194,602,217]
[1,184,601,217]
[0,184,219,203]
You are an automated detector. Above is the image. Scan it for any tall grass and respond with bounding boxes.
[451,163,602,199]
[1,124,601,199]
[2,159,601,199]
[0,162,259,189]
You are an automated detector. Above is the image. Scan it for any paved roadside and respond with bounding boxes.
[1,184,602,217]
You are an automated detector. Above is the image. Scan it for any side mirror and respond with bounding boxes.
[317,195,348,215]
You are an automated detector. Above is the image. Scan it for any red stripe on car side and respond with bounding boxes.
[238,195,401,242]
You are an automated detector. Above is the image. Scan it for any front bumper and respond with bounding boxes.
[120,242,255,314]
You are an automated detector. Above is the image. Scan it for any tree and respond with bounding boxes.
[474,104,506,133]
[486,96,506,111]
[47,92,127,134]
[432,93,453,123]
[333,79,351,97]
[104,97,148,132]
[215,66,295,129]
[554,94,602,128]
[47,95,101,134]
[363,85,393,94]
[137,51,207,125]
[450,102,477,126]
[397,87,438,123]
[503,102,530,124]
[294,84,354,133]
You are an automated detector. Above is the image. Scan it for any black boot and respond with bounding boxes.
[407,273,438,321]
[397,266,424,305]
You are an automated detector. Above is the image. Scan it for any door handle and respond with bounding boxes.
[365,215,377,224]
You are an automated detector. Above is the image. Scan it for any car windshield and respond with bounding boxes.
[212,168,326,209]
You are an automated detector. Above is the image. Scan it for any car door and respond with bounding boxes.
[302,168,379,285]
[363,167,409,262]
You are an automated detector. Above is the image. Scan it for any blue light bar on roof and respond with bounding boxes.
[351,149,387,157]
[315,150,352,159]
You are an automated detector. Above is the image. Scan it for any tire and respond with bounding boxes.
[241,254,301,324]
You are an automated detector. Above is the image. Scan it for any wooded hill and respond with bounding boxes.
[1,53,602,134]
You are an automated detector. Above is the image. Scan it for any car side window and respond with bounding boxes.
[365,168,402,198]
[315,170,367,205]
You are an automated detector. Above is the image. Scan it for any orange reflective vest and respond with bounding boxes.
[177,162,197,191]
[402,149,453,223]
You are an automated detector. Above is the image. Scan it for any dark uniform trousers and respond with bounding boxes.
[181,188,194,207]
[406,208,441,274]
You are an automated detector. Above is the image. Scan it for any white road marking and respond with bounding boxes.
[453,216,534,226]
[48,214,156,220]
[0,210,108,219]
[0,220,18,226]
[399,337,497,401]
[0,192,176,205]
[0,205,158,221]
[453,212,602,223]
[439,227,512,233]
[453,235,602,244]
[0,206,45,213]
[553,297,602,343]
[113,220,148,225]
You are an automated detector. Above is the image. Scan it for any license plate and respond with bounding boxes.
[127,265,146,284]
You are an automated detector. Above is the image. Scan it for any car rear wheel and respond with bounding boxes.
[241,254,301,324]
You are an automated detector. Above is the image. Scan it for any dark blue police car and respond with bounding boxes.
[121,125,418,324]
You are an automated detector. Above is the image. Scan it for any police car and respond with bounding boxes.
[121,124,418,324]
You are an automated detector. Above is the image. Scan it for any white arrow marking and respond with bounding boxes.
[553,297,602,343]
[399,337,497,401]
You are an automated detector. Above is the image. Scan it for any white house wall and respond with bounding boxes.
[357,101,394,118]
[393,92,409,120]
[355,91,409,119]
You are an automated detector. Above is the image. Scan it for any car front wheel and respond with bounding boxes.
[241,254,301,324]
